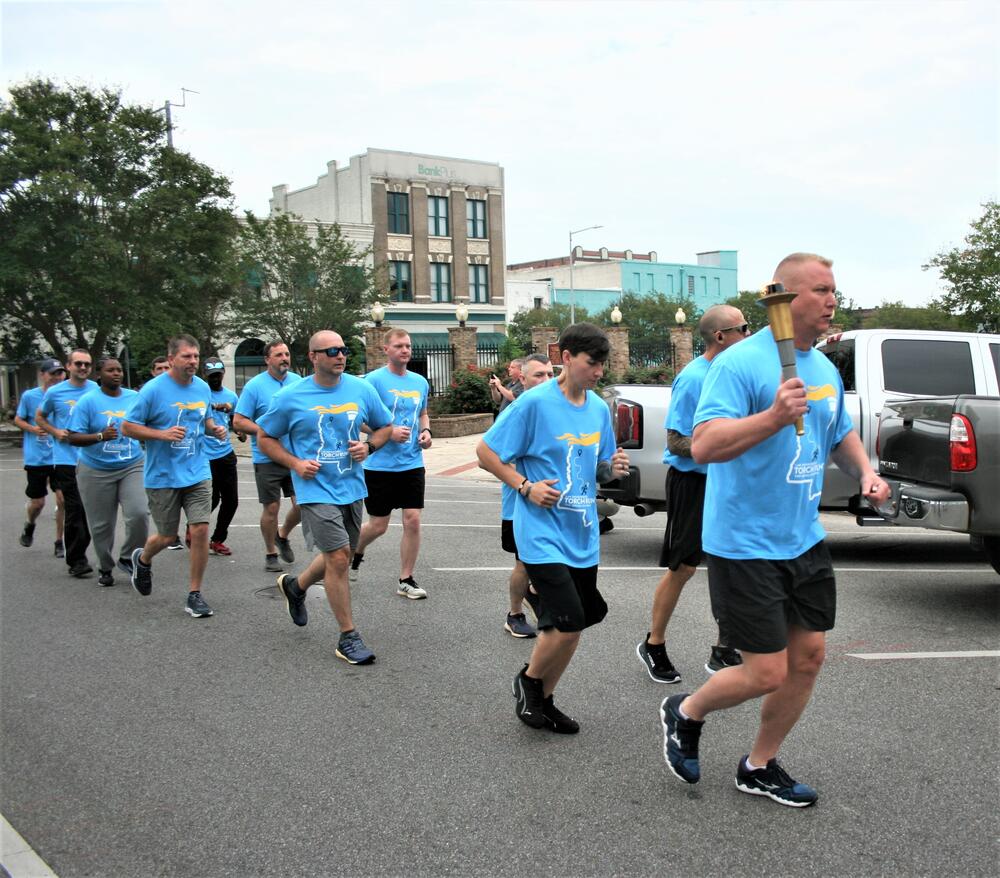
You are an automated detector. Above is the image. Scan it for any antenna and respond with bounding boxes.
[155,88,200,148]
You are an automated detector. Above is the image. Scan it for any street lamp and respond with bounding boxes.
[610,304,623,325]
[675,307,686,326]
[569,224,603,324]
[371,302,385,326]
[455,303,469,327]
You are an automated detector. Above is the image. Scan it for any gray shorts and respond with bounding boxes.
[254,462,295,505]
[147,479,212,536]
[300,501,363,554]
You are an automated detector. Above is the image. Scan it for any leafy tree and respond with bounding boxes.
[924,201,1000,332]
[0,78,239,362]
[593,292,699,343]
[232,211,382,376]
[506,302,588,353]
[726,289,863,333]
[861,300,978,331]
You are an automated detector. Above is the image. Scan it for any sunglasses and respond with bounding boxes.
[311,346,350,357]
[71,360,93,367]
[719,324,750,335]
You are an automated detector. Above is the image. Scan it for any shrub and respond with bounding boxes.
[614,365,675,386]
[437,365,494,414]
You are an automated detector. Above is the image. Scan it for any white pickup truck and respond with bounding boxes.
[600,329,1000,522]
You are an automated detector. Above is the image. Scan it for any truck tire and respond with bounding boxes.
[981,536,1000,576]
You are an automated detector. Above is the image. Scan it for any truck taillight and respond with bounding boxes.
[615,401,642,449]
[950,414,977,472]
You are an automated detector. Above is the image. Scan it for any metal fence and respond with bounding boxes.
[629,339,674,369]
[476,341,503,371]
[410,343,455,397]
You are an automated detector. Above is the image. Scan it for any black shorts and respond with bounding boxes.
[707,541,836,654]
[25,465,58,500]
[363,467,425,517]
[658,468,706,570]
[521,563,607,633]
[500,519,518,557]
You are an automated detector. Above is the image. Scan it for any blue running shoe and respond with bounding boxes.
[130,547,152,596]
[735,756,818,808]
[660,693,703,784]
[336,630,375,665]
[276,574,307,627]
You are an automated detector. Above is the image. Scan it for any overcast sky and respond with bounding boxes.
[3,0,997,307]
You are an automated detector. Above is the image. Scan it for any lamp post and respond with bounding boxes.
[371,302,385,327]
[569,224,603,324]
[674,307,686,326]
[610,304,623,325]
[455,302,469,327]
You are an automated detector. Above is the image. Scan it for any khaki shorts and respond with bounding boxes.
[147,479,212,536]
[300,501,363,553]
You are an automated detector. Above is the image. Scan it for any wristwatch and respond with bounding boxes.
[365,441,376,456]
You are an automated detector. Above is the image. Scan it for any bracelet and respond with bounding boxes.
[420,427,432,437]
[518,477,530,496]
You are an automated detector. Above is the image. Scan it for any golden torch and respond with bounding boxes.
[759,282,804,436]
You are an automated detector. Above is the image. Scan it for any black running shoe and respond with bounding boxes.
[98,570,114,587]
[116,556,134,577]
[735,756,818,808]
[542,695,579,734]
[19,522,35,547]
[69,560,93,578]
[130,547,152,596]
[264,553,282,573]
[706,645,743,675]
[512,664,546,729]
[660,693,703,784]
[185,590,214,618]
[166,538,183,551]
[275,534,295,564]
[276,574,307,627]
[54,539,64,558]
[637,634,681,683]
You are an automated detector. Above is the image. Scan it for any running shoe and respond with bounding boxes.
[19,522,35,548]
[275,534,295,564]
[512,664,546,729]
[660,693,703,784]
[542,695,579,734]
[349,553,364,582]
[185,591,214,618]
[706,645,743,675]
[264,553,282,573]
[276,574,307,627]
[54,539,65,558]
[166,538,183,551]
[735,756,818,808]
[69,560,93,578]
[637,635,681,683]
[504,612,537,639]
[336,630,375,665]
[130,547,152,596]
[209,541,232,556]
[97,569,114,587]
[397,578,427,600]
[116,556,134,576]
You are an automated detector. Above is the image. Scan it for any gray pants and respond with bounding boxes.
[77,460,149,573]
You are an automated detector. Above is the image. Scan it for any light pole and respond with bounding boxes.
[569,224,603,324]
[154,87,199,148]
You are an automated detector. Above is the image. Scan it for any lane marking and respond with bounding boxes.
[847,651,1000,660]
[0,813,58,877]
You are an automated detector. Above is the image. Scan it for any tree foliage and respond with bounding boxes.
[924,201,1000,332]
[726,289,863,333]
[0,78,239,363]
[231,211,382,376]
[506,302,588,353]
[861,300,978,331]
[593,292,699,343]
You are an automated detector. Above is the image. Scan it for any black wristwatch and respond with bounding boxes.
[366,441,376,456]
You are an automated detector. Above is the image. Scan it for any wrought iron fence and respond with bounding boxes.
[410,343,455,397]
[629,339,674,369]
[476,341,502,371]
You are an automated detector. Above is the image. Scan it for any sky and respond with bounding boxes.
[2,0,997,308]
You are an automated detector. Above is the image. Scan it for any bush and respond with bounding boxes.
[437,365,494,414]
[614,365,675,385]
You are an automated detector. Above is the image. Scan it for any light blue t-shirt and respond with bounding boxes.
[17,386,54,467]
[483,379,616,568]
[663,355,710,474]
[70,387,143,471]
[204,387,239,460]
[126,373,213,489]
[694,328,854,560]
[256,374,393,506]
[39,379,99,465]
[362,367,430,473]
[235,370,302,463]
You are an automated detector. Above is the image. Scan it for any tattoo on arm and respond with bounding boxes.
[666,429,693,458]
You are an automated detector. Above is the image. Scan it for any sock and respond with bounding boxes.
[399,576,414,585]
[351,553,364,569]
[678,700,692,721]
[745,756,765,771]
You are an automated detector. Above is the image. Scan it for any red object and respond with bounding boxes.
[614,401,642,448]
[210,541,232,556]
[950,414,977,472]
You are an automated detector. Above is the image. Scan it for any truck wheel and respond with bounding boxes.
[981,536,1000,576]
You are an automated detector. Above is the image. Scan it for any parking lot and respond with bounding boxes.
[1,442,997,877]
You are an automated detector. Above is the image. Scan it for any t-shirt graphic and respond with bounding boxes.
[169,401,207,455]
[98,406,132,459]
[313,402,361,472]
[555,431,601,527]
[71,388,142,470]
[786,384,840,500]
[363,368,430,472]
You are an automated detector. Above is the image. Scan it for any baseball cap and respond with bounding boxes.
[203,359,225,374]
[39,358,65,374]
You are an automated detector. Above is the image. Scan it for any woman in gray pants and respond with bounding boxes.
[69,358,149,587]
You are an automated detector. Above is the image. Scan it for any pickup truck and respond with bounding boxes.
[875,395,1000,574]
[601,328,1000,525]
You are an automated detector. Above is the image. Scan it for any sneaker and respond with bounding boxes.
[54,539,65,558]
[98,569,114,587]
[706,645,743,675]
[735,756,818,808]
[276,574,307,627]
[19,522,35,547]
[599,516,615,534]
[397,577,427,600]
[166,538,183,551]
[69,560,93,578]
[542,695,579,734]
[637,635,681,683]
[116,556,134,577]
[264,553,282,573]
[349,553,364,582]
[184,526,191,549]
[209,541,232,556]
[336,630,375,665]
[524,588,540,622]
[185,590,214,618]
[511,664,546,729]
[660,693,703,784]
[130,547,152,596]
[275,534,295,564]
[504,612,537,639]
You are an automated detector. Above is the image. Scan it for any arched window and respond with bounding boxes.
[234,338,266,393]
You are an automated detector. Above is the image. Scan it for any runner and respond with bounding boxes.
[202,357,241,556]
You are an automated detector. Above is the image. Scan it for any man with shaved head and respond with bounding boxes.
[258,330,393,666]
[638,304,750,686]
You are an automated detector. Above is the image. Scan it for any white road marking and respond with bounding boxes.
[847,651,1000,660]
[1,813,58,877]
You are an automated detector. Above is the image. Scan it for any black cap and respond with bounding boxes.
[39,358,65,375]
[203,359,225,375]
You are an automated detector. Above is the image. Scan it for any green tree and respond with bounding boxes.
[861,300,978,331]
[924,201,1000,332]
[232,211,382,376]
[0,79,239,362]
[593,292,699,343]
[725,289,863,333]
[506,302,588,353]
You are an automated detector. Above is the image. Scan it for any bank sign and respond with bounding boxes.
[417,163,450,178]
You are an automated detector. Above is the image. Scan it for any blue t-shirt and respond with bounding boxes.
[17,386,54,467]
[126,373,213,489]
[663,355,711,474]
[693,328,854,560]
[205,387,239,460]
[362,367,430,473]
[256,374,393,506]
[70,387,143,471]
[235,370,302,463]
[39,379,99,465]
[483,379,616,567]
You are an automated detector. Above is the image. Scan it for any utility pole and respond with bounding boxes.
[155,88,199,148]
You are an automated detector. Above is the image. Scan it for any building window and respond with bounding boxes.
[633,272,641,291]
[469,264,489,303]
[467,199,487,239]
[647,273,655,292]
[389,260,412,302]
[533,297,542,310]
[428,196,449,237]
[430,263,452,303]
[387,192,410,235]
[687,275,695,295]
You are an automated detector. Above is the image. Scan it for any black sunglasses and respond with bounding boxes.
[71,360,93,367]
[311,346,350,357]
[719,324,750,335]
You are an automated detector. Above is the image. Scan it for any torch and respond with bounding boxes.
[758,282,804,436]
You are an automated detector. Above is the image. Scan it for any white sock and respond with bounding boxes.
[745,756,765,771]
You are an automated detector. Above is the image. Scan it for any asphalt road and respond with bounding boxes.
[1,449,997,877]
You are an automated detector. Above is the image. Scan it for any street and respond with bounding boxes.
[1,445,997,878]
